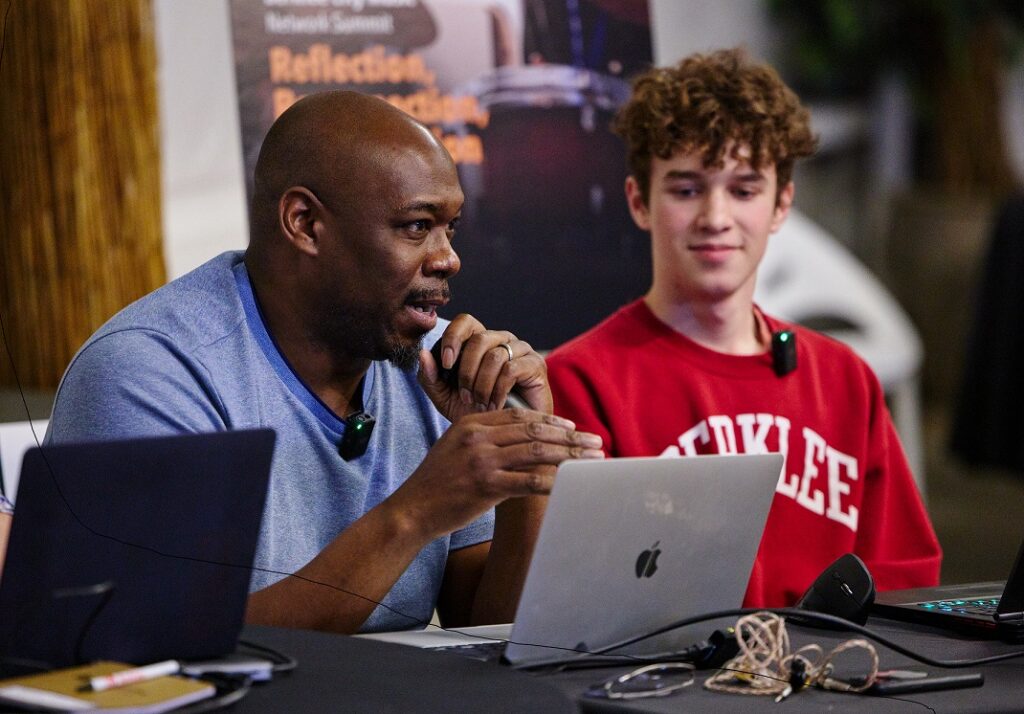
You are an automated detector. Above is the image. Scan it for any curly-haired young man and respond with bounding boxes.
[546,48,941,607]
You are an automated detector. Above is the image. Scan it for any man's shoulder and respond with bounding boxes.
[88,251,247,353]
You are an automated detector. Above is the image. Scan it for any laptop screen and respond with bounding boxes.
[0,429,275,670]
[504,453,783,666]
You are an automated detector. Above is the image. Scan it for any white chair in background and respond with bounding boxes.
[0,419,49,505]
[755,210,926,495]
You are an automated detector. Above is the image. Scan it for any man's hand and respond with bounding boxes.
[387,408,603,542]
[419,313,551,421]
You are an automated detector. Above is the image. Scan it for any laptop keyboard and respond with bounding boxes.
[916,597,1000,616]
[433,641,508,662]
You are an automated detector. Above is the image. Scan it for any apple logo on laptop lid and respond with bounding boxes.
[635,541,661,578]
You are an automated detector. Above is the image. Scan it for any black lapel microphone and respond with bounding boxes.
[771,330,797,377]
[339,410,376,461]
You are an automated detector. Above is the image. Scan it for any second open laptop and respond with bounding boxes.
[872,538,1024,642]
[0,429,275,673]
[361,453,784,668]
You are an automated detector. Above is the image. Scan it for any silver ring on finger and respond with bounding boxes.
[500,342,514,362]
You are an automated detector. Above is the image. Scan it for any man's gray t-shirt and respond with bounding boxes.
[46,251,494,631]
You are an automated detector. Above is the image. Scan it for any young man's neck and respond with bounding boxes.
[644,289,769,356]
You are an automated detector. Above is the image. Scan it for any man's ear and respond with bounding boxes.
[625,176,651,231]
[770,181,795,234]
[278,187,323,256]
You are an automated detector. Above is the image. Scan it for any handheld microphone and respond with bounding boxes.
[771,330,797,377]
[430,340,530,409]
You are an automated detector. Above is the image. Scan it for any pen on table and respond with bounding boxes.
[77,660,181,692]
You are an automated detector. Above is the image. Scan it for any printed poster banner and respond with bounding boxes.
[230,0,652,349]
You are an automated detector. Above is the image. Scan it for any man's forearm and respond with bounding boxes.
[244,498,432,633]
[469,493,548,625]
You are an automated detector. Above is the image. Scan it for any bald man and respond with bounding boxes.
[47,91,604,633]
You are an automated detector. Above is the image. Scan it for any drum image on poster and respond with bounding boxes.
[452,0,653,350]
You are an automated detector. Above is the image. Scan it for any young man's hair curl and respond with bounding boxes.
[614,47,818,204]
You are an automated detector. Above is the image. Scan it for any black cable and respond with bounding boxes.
[0,655,53,675]
[581,607,1024,670]
[0,5,42,503]
[0,0,11,66]
[884,696,937,713]
[0,0,41,478]
[236,639,297,674]
[174,673,253,713]
[51,581,115,665]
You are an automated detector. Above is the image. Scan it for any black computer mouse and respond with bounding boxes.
[795,553,876,627]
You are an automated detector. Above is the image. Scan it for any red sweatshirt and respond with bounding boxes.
[546,299,941,607]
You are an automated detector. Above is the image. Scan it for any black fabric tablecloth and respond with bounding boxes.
[237,624,578,712]
[236,617,1024,713]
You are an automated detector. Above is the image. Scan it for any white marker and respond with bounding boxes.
[79,660,181,692]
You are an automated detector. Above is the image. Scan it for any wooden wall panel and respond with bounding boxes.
[0,0,165,389]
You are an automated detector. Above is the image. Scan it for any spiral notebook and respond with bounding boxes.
[0,661,214,712]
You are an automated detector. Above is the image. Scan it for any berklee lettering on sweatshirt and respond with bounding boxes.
[660,413,858,532]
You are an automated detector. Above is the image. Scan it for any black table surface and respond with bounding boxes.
[236,624,578,712]
[237,617,1024,713]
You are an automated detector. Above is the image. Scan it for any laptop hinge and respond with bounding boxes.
[994,611,1024,623]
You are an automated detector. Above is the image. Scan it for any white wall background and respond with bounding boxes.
[154,0,248,278]
[648,0,773,64]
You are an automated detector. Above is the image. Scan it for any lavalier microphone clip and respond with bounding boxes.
[771,330,797,377]
[339,410,376,461]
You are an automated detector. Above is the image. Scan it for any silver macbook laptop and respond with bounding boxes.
[362,453,783,668]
